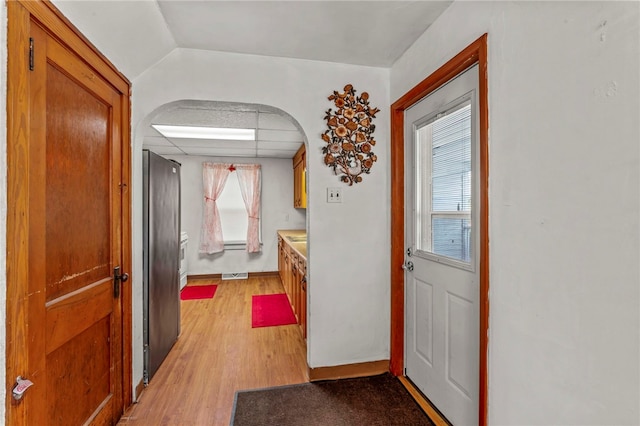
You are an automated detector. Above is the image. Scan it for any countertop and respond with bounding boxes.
[277,229,307,259]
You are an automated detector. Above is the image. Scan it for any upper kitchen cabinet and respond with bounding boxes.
[293,144,306,209]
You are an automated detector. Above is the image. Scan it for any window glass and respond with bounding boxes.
[217,173,248,243]
[415,101,472,263]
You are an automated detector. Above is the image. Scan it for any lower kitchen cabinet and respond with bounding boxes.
[277,234,307,340]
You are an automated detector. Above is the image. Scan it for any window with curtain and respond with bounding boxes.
[415,101,472,263]
[217,173,250,244]
[199,163,262,254]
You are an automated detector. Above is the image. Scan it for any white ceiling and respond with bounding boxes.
[144,101,305,158]
[157,1,453,68]
[52,0,453,158]
[53,0,177,79]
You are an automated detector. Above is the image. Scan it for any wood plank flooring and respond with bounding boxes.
[118,276,308,425]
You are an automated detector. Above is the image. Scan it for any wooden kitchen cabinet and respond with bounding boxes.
[277,231,307,340]
[289,255,307,340]
[292,256,300,322]
[278,235,284,283]
[283,245,291,301]
[293,145,306,209]
[299,256,307,339]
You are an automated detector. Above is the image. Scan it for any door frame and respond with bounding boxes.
[6,0,132,422]
[389,34,489,425]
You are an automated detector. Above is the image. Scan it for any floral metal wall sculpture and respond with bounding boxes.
[322,84,379,185]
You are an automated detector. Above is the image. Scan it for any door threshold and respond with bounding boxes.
[398,376,451,426]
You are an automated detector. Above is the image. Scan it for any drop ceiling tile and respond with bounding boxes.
[181,147,257,157]
[258,129,304,142]
[145,126,165,137]
[256,149,298,158]
[153,108,258,128]
[170,138,256,149]
[145,102,308,159]
[258,112,300,131]
[256,141,303,151]
[144,146,185,156]
[144,136,174,147]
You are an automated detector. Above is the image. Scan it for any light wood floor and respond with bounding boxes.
[118,276,309,425]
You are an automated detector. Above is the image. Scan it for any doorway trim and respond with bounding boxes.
[6,0,132,422]
[389,34,489,425]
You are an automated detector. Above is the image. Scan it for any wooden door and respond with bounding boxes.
[7,2,132,424]
[404,65,480,426]
[300,149,306,209]
[292,144,306,209]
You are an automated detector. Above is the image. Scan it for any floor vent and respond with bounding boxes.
[222,272,249,280]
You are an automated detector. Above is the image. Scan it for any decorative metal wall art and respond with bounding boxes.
[322,84,379,185]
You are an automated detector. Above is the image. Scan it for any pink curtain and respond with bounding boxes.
[235,164,262,253]
[199,163,231,254]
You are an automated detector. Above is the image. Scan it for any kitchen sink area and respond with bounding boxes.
[278,229,307,258]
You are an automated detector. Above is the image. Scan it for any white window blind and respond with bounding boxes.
[416,101,472,263]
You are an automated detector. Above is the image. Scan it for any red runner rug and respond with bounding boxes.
[180,284,217,300]
[252,293,297,328]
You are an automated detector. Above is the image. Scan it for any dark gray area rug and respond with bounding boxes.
[230,373,434,426]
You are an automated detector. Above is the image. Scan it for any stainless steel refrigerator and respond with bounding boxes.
[143,150,181,383]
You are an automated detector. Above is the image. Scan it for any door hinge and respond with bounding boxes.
[29,37,34,71]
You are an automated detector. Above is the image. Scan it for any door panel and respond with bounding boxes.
[45,62,111,301]
[27,20,123,425]
[413,278,433,366]
[405,65,479,426]
[446,292,474,398]
[45,282,112,353]
[47,318,111,424]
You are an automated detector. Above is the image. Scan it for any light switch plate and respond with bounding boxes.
[327,187,342,203]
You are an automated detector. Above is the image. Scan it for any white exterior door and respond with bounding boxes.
[404,64,480,425]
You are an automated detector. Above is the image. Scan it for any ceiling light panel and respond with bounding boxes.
[152,124,255,140]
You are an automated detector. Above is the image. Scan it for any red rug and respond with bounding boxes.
[252,293,297,328]
[180,284,217,300]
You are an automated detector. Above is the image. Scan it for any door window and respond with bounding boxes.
[415,100,473,265]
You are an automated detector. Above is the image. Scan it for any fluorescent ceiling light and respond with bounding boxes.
[152,124,255,140]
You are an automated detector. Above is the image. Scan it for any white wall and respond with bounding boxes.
[0,1,7,421]
[131,49,390,395]
[161,154,306,275]
[392,1,639,424]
